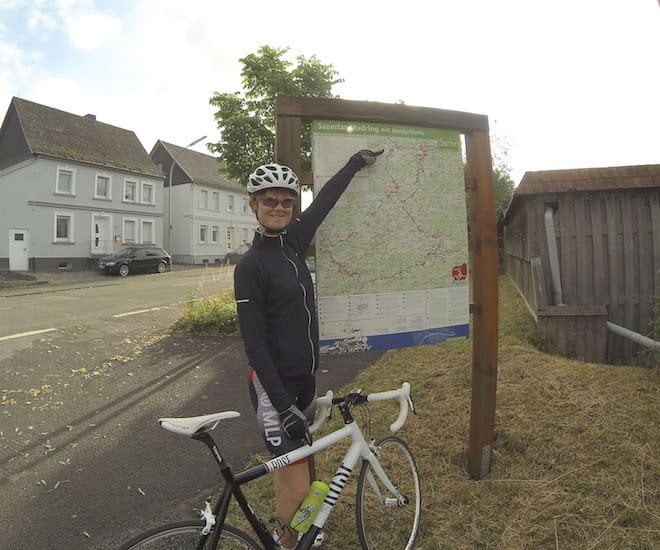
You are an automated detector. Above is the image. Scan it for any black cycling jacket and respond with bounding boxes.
[234,157,364,413]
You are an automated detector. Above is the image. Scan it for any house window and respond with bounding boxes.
[227,195,235,213]
[200,189,209,209]
[141,219,155,243]
[56,167,75,195]
[141,182,154,205]
[95,174,111,199]
[243,228,249,242]
[211,225,219,243]
[242,197,248,214]
[123,218,137,243]
[200,224,208,243]
[124,180,137,202]
[212,192,220,210]
[54,212,74,242]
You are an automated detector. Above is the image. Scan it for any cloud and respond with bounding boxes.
[63,10,123,50]
[0,39,44,107]
[27,7,57,34]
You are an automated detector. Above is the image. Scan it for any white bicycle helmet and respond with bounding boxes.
[247,163,299,195]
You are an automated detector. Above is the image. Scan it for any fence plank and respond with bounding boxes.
[605,194,621,361]
[574,194,592,304]
[650,191,660,297]
[559,194,577,304]
[590,195,608,305]
[636,193,653,341]
[531,256,548,310]
[621,193,636,363]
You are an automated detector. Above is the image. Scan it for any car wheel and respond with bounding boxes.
[118,264,130,277]
[156,261,167,274]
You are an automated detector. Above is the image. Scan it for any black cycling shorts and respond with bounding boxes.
[249,369,316,457]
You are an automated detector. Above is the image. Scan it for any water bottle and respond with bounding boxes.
[290,480,330,533]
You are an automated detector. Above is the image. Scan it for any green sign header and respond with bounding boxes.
[312,120,460,150]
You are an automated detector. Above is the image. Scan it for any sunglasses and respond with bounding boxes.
[260,196,296,209]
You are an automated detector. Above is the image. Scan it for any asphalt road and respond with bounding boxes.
[0,269,382,549]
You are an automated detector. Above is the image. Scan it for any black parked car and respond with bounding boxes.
[97,246,172,277]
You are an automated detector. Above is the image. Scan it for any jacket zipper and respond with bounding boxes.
[279,235,316,374]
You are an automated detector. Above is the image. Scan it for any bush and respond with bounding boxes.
[176,289,238,334]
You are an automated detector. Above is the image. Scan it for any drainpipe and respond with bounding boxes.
[544,206,565,306]
[607,322,660,350]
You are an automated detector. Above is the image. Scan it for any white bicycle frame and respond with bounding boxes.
[259,382,413,531]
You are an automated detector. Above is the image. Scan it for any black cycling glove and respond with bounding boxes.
[347,149,385,170]
[279,405,312,445]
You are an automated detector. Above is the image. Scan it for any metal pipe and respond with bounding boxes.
[607,321,660,350]
[544,206,565,305]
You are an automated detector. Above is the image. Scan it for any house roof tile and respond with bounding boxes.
[515,164,660,196]
[503,163,660,223]
[158,141,244,191]
[11,97,162,178]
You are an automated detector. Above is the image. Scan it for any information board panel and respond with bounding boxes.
[312,120,470,353]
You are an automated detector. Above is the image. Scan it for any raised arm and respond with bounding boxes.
[292,149,384,249]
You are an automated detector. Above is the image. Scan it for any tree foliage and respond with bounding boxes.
[493,165,515,220]
[209,46,343,185]
[490,131,516,220]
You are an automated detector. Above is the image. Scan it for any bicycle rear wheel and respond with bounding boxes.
[355,436,421,550]
[119,520,261,550]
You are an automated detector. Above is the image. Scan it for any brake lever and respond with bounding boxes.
[407,391,417,415]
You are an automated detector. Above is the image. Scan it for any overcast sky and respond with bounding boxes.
[1,0,658,184]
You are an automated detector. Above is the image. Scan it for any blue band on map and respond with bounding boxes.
[320,323,470,354]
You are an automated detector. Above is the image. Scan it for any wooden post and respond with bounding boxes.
[275,116,301,175]
[465,130,499,480]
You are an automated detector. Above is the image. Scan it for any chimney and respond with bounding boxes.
[84,114,96,121]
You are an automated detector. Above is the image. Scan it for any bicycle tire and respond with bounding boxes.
[355,436,421,550]
[119,520,261,550]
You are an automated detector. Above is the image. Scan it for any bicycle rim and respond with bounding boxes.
[355,436,421,550]
[119,520,261,550]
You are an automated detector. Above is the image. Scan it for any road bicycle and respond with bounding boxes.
[119,382,421,550]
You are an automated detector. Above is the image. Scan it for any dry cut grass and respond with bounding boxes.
[230,276,659,549]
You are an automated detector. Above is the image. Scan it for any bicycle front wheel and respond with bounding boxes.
[119,520,261,550]
[355,436,421,550]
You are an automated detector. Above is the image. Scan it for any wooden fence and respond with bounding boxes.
[504,188,659,365]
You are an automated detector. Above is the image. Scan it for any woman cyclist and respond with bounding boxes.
[234,149,383,549]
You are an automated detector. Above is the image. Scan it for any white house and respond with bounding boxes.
[0,97,164,272]
[150,140,254,265]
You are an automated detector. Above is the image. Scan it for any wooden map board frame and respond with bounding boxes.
[275,96,498,480]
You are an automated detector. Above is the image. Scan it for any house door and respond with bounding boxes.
[9,229,29,271]
[226,227,235,253]
[91,214,113,255]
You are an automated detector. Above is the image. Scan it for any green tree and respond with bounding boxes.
[490,130,516,220]
[208,45,343,185]
[493,165,515,220]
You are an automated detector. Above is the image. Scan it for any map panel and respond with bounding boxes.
[312,120,470,354]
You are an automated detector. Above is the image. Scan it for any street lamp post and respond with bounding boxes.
[167,135,206,254]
